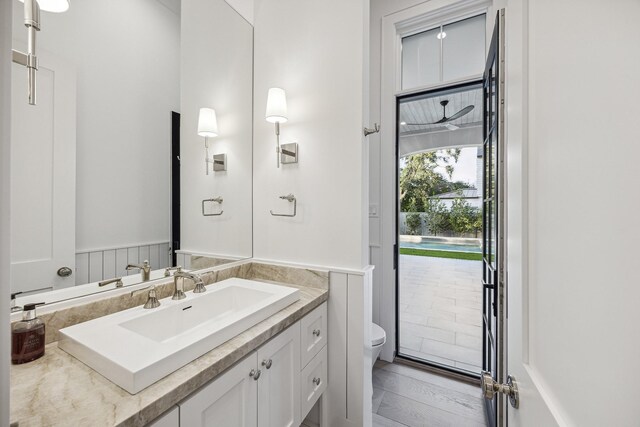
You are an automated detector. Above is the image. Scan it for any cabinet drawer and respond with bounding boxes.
[300,345,327,419]
[300,302,327,368]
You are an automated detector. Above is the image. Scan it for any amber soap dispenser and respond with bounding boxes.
[11,302,46,364]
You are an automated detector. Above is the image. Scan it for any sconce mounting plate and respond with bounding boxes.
[280,143,298,164]
[212,153,227,172]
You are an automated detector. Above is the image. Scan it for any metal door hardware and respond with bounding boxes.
[57,267,73,277]
[249,369,261,380]
[313,377,321,386]
[270,194,297,217]
[262,359,272,369]
[312,329,321,337]
[481,371,519,409]
[363,123,380,136]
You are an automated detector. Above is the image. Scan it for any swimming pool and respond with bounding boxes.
[400,241,482,253]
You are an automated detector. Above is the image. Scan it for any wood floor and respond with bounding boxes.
[372,361,487,427]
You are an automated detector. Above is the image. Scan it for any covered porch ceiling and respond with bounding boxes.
[399,85,483,157]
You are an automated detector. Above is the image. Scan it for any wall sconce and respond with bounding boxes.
[13,0,70,105]
[265,87,298,168]
[197,107,227,175]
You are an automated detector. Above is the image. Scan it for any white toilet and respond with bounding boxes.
[371,323,386,364]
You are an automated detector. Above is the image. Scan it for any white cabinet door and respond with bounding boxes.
[257,322,301,427]
[147,406,179,427]
[179,353,258,427]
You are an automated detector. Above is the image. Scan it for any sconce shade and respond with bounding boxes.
[198,108,218,138]
[265,88,288,123]
[20,0,70,13]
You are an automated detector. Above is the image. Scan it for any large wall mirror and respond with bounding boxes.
[10,0,253,307]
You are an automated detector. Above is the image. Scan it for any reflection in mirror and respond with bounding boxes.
[10,0,253,308]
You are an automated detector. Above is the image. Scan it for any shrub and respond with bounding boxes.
[406,212,423,235]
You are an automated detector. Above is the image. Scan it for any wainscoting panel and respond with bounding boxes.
[75,242,171,285]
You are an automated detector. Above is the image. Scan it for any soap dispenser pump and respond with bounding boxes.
[11,302,46,364]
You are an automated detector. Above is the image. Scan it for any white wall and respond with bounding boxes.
[12,0,180,252]
[520,0,640,424]
[225,0,254,25]
[1,0,11,422]
[252,0,369,270]
[180,0,253,259]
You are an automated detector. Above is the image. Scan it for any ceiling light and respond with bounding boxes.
[400,121,407,125]
[436,31,446,40]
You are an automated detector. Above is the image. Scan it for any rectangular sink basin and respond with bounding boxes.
[58,278,300,394]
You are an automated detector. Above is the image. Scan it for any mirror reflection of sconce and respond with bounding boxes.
[265,88,298,168]
[13,0,70,105]
[197,108,227,175]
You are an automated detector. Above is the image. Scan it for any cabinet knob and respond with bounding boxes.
[262,359,273,369]
[249,369,262,380]
[313,377,321,386]
[313,329,321,337]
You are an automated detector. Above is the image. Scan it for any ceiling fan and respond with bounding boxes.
[402,100,474,131]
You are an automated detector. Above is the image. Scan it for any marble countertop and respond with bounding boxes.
[10,282,328,427]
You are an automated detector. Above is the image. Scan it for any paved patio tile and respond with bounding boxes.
[399,255,483,371]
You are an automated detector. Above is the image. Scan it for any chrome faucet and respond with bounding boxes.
[172,271,205,300]
[126,260,151,281]
[131,285,161,309]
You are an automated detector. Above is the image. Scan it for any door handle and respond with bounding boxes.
[261,359,272,369]
[57,267,73,277]
[481,371,519,408]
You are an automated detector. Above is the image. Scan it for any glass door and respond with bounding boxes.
[481,11,505,427]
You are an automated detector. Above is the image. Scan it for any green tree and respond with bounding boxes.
[423,199,449,235]
[399,149,469,212]
[449,196,476,234]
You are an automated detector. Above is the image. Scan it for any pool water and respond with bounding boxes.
[401,241,482,253]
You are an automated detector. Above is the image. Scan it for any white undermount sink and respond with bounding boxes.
[58,278,300,394]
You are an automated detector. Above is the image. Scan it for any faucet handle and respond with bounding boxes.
[164,265,183,277]
[131,285,161,309]
[98,277,123,288]
[11,292,23,313]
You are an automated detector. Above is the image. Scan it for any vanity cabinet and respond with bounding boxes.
[257,323,301,427]
[168,302,327,427]
[179,353,258,427]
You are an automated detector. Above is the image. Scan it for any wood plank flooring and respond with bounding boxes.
[372,361,487,427]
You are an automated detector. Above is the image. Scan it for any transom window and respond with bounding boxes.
[401,14,486,90]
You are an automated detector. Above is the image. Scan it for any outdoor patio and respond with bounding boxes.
[398,254,483,372]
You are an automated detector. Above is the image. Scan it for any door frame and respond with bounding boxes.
[394,79,484,379]
[378,0,495,363]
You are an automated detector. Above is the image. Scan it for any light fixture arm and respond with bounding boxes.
[12,0,41,105]
[204,137,210,175]
[275,122,281,168]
